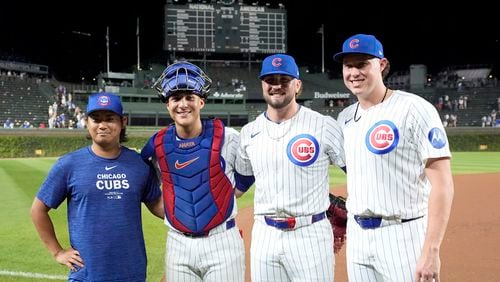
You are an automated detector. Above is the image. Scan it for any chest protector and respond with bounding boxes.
[154,119,234,234]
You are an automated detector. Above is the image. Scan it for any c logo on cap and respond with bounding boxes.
[98,95,110,106]
[349,39,360,49]
[272,58,282,67]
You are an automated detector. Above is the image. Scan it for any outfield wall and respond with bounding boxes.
[1,127,499,158]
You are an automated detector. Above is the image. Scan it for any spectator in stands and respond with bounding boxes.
[68,119,75,129]
[48,113,56,129]
[60,113,66,128]
[452,99,459,111]
[3,118,13,128]
[444,95,452,111]
[48,104,54,119]
[449,114,457,127]
[52,101,58,117]
[22,120,31,128]
[443,114,449,127]
[486,115,492,127]
[31,93,163,281]
[61,92,67,108]
[77,113,86,129]
[458,96,464,110]
[67,100,76,115]
[482,115,487,127]
[436,96,443,111]
[329,99,335,108]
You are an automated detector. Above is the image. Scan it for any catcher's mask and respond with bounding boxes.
[152,61,212,103]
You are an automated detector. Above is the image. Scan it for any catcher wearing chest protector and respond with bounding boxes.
[327,193,347,253]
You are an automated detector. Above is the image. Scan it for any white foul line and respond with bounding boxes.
[0,269,66,280]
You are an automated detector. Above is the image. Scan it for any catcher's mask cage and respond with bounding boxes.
[152,61,212,103]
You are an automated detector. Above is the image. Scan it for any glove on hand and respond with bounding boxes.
[326,193,347,253]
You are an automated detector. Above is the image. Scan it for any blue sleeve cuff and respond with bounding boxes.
[234,171,255,193]
[140,135,156,161]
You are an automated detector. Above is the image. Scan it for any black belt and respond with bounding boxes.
[182,218,236,238]
[354,215,424,229]
[264,212,326,230]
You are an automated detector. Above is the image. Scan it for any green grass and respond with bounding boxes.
[0,157,166,281]
[1,152,499,281]
[451,152,500,174]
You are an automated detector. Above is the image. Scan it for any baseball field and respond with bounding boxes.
[1,152,499,281]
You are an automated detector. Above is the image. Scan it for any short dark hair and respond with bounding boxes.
[382,60,391,79]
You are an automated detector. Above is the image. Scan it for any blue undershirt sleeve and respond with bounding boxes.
[234,171,255,192]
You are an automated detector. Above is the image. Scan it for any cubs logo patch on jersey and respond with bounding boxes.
[365,120,399,155]
[428,127,447,149]
[287,134,320,166]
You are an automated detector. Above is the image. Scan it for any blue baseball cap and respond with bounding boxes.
[86,93,123,117]
[333,34,384,62]
[259,54,299,79]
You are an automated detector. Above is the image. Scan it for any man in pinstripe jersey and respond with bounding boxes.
[141,61,255,282]
[235,54,346,282]
[334,34,454,282]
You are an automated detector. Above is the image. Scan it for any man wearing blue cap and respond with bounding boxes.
[334,34,454,282]
[235,54,346,281]
[142,61,254,282]
[31,93,164,281]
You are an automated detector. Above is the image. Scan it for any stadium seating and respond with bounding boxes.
[2,60,499,128]
[0,76,52,128]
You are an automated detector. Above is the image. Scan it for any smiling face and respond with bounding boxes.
[261,74,301,110]
[87,110,126,150]
[166,91,205,137]
[342,54,387,100]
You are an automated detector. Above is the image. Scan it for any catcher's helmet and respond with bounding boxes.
[152,61,212,103]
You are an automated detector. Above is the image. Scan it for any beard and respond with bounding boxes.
[263,92,295,110]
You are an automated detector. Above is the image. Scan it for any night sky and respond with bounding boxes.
[1,1,499,82]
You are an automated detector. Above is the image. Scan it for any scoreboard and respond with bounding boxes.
[164,3,287,54]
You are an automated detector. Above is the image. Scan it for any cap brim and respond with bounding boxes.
[259,71,299,80]
[333,52,347,62]
[333,51,381,62]
[87,108,123,117]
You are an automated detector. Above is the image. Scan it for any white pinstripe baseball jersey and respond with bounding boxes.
[217,126,239,220]
[236,106,345,217]
[337,90,451,218]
